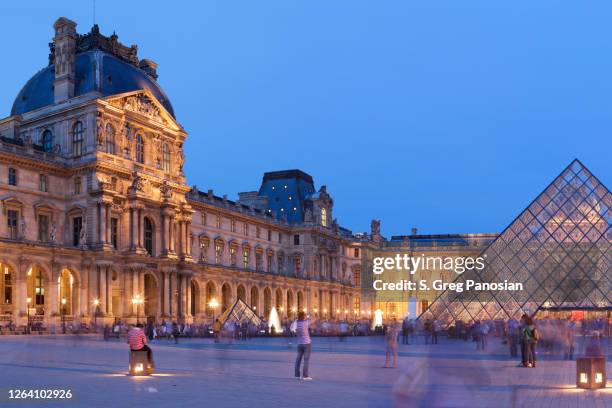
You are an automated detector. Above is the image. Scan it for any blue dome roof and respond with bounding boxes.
[11,50,175,118]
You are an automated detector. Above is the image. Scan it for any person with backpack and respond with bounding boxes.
[521,315,539,368]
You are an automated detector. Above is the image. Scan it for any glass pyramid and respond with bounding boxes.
[420,159,611,327]
[218,298,262,326]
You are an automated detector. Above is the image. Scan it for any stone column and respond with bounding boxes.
[16,276,27,321]
[99,203,106,245]
[124,269,133,317]
[177,221,184,256]
[186,222,192,256]
[161,213,167,254]
[163,272,170,316]
[168,217,174,253]
[186,276,192,318]
[106,266,113,316]
[129,208,134,249]
[138,209,144,248]
[132,270,139,314]
[99,266,107,315]
[180,275,187,317]
[105,205,111,246]
[170,272,177,317]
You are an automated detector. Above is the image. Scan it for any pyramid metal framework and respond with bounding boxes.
[420,160,611,328]
[217,298,262,327]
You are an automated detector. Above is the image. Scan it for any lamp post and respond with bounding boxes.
[26,297,31,334]
[92,299,100,331]
[61,298,66,334]
[132,295,144,325]
[208,298,219,323]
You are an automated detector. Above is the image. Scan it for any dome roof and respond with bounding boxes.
[11,50,175,118]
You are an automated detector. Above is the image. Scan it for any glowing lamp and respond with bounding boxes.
[576,356,606,389]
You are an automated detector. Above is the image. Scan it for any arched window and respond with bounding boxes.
[321,207,327,227]
[72,121,84,157]
[105,123,115,154]
[136,134,144,164]
[42,130,53,152]
[162,144,170,172]
[144,217,154,255]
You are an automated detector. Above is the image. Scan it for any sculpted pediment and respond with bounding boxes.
[105,90,181,131]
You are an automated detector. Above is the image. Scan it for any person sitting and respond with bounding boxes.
[127,324,153,367]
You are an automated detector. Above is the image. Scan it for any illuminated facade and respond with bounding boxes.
[0,18,361,327]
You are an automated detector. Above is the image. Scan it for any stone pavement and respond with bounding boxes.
[0,334,608,408]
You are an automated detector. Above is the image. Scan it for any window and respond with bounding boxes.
[243,223,248,236]
[34,268,44,305]
[243,249,250,269]
[4,267,12,304]
[215,243,223,264]
[267,229,272,241]
[136,134,144,164]
[162,143,170,172]
[74,177,81,195]
[256,227,261,239]
[230,219,236,232]
[216,215,221,229]
[105,123,115,154]
[202,212,207,225]
[255,252,263,271]
[7,210,18,240]
[199,239,209,262]
[267,254,273,273]
[72,121,84,157]
[8,168,16,186]
[42,129,53,152]
[293,257,302,275]
[321,207,327,227]
[144,217,153,255]
[73,216,82,246]
[229,247,237,266]
[278,233,282,244]
[38,215,49,242]
[294,234,300,245]
[39,174,48,192]
[354,248,360,258]
[277,255,284,274]
[111,218,118,249]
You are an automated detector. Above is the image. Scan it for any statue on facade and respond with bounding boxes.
[50,222,57,243]
[79,220,88,246]
[19,216,27,240]
[96,115,105,148]
[371,219,381,236]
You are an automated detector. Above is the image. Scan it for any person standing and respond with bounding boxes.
[522,315,539,368]
[402,318,410,345]
[294,311,312,380]
[384,321,400,368]
[432,320,440,344]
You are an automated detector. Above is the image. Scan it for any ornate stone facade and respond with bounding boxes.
[0,18,361,327]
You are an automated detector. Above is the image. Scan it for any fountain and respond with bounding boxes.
[373,309,383,329]
[268,307,282,335]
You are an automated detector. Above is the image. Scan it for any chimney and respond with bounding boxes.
[53,17,77,103]
[139,59,158,80]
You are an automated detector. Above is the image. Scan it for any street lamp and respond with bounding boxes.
[208,298,219,322]
[61,298,67,334]
[92,299,100,331]
[26,297,31,334]
[132,295,144,325]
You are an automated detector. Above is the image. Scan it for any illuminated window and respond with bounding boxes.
[215,243,223,264]
[321,207,327,227]
[34,268,45,305]
[243,249,250,269]
[229,247,237,266]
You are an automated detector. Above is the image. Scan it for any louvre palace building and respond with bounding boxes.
[1,18,609,330]
[0,18,368,327]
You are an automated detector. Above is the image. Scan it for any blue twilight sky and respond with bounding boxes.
[0,1,610,237]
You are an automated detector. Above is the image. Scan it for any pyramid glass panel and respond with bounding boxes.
[421,160,611,328]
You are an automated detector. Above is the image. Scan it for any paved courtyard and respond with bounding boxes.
[0,334,609,408]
